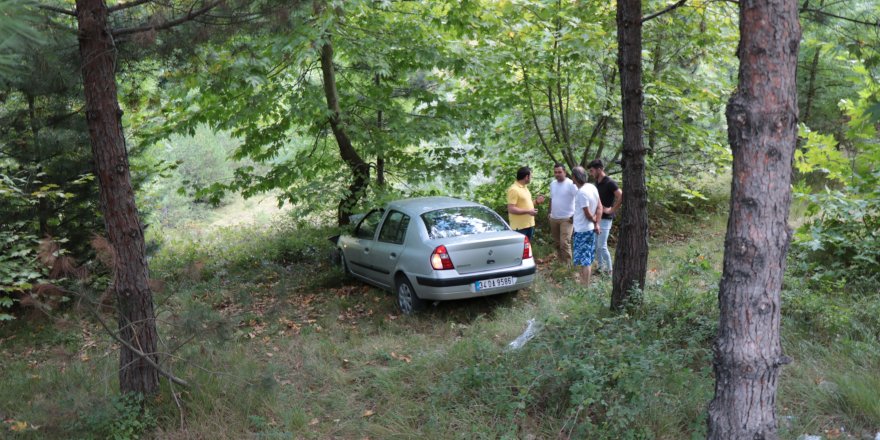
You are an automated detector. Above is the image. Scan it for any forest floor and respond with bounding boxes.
[1,206,878,439]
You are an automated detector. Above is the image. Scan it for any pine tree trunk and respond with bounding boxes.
[707,0,800,438]
[611,0,649,310]
[76,0,160,396]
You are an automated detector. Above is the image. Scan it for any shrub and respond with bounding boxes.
[75,393,155,440]
[433,255,719,439]
[0,174,44,320]
[791,177,880,291]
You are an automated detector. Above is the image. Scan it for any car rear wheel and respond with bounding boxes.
[396,276,425,315]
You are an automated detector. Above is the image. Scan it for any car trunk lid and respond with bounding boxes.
[440,233,525,274]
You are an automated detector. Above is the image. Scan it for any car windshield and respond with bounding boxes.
[421,206,509,239]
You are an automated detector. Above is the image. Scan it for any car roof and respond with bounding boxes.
[387,197,483,215]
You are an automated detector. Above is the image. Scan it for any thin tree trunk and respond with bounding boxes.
[802,46,821,125]
[319,37,369,226]
[611,0,649,310]
[707,0,800,438]
[594,120,608,162]
[75,0,159,396]
[27,94,50,236]
[580,101,613,166]
[522,65,562,166]
[548,85,562,144]
[646,42,662,157]
[556,70,570,146]
[375,73,385,187]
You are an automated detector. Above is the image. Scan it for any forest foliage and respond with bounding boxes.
[0,0,874,320]
[0,0,879,436]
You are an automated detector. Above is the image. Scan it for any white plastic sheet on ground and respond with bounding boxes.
[508,319,540,350]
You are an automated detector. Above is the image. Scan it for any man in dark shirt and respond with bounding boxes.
[588,159,622,276]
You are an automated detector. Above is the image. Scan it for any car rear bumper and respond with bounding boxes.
[413,265,536,300]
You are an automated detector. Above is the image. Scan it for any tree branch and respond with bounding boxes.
[108,0,155,13]
[112,0,223,37]
[88,306,189,387]
[801,7,880,27]
[522,64,560,165]
[641,0,687,23]
[37,4,76,16]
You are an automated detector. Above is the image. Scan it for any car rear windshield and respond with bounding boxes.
[421,206,509,239]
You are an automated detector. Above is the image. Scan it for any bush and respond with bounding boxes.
[791,178,880,290]
[0,174,45,320]
[76,393,155,440]
[433,254,720,439]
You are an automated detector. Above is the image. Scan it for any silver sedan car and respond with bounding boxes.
[337,197,536,314]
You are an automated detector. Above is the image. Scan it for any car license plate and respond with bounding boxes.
[475,276,514,291]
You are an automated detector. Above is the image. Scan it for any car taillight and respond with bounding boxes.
[523,237,532,259]
[430,245,455,270]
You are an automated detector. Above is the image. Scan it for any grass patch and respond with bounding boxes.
[2,211,879,439]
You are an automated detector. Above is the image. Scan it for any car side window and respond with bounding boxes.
[354,209,383,239]
[378,211,410,245]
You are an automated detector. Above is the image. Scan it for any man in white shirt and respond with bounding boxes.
[547,163,578,264]
[571,166,602,286]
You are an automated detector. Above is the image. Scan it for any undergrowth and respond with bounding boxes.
[2,211,879,439]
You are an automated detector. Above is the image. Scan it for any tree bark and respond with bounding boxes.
[611,0,649,310]
[707,0,800,438]
[75,0,160,396]
[319,36,369,226]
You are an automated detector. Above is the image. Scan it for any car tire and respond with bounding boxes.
[396,275,425,315]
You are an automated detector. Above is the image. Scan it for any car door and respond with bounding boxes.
[342,209,384,281]
[370,210,411,288]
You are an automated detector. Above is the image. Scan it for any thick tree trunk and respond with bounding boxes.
[707,0,800,438]
[611,0,649,310]
[76,0,160,396]
[319,37,369,226]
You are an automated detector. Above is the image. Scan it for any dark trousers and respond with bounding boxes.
[515,227,534,240]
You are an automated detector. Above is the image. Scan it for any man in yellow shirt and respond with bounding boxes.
[507,166,545,240]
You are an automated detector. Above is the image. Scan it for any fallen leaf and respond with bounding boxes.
[10,420,28,431]
[362,409,375,417]
[308,418,319,426]
[390,352,412,363]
